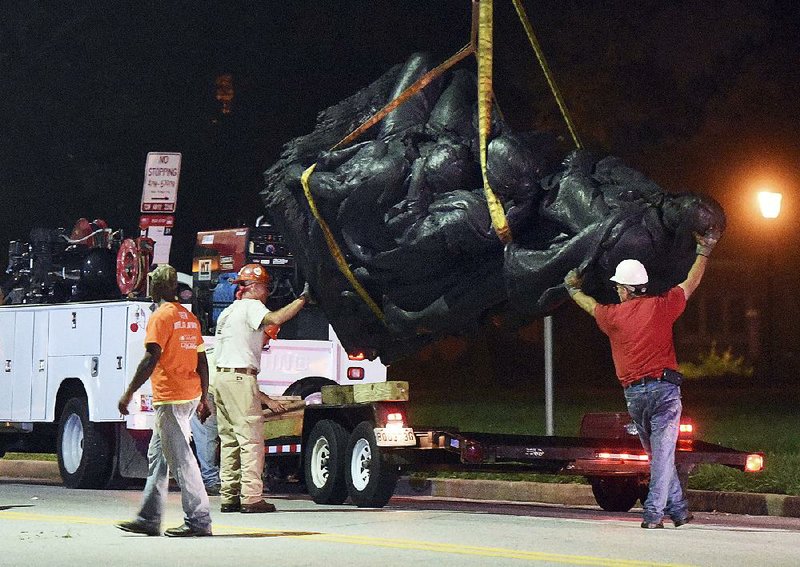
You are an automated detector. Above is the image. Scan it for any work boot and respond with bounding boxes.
[115,520,160,536]
[205,484,221,496]
[240,500,277,513]
[220,501,241,513]
[673,513,694,527]
[164,524,212,537]
[640,521,664,529]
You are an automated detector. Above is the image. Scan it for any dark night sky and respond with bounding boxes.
[1,0,799,275]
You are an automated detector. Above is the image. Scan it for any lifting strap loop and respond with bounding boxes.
[300,163,385,321]
[477,0,512,244]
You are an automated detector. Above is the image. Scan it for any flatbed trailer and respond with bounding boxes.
[263,390,764,511]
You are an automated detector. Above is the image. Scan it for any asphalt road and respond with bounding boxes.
[2,481,800,567]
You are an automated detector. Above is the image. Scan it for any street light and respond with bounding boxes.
[757,190,782,379]
[758,191,782,219]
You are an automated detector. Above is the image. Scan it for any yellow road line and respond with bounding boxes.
[0,510,695,566]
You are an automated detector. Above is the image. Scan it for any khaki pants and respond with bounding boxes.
[213,372,265,505]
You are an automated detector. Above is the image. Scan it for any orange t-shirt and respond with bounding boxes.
[145,302,205,404]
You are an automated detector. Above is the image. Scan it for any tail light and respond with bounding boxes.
[745,454,764,472]
[597,451,649,462]
[375,404,407,429]
[346,367,364,380]
[679,420,694,437]
[348,351,366,361]
[463,441,484,464]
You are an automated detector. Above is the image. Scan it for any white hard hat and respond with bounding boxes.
[610,259,648,286]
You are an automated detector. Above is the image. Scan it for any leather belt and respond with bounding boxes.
[216,366,258,376]
[625,376,661,389]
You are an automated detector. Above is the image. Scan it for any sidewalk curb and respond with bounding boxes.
[394,478,800,518]
[4,460,799,518]
[0,460,61,483]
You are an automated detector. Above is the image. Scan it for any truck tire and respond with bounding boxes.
[57,397,114,489]
[283,377,337,402]
[345,421,399,508]
[304,419,349,504]
[589,476,641,512]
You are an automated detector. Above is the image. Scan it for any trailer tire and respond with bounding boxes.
[57,397,114,489]
[589,476,640,512]
[304,419,349,504]
[283,377,337,403]
[345,421,399,508]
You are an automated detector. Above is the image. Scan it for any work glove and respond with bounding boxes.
[563,269,582,297]
[695,227,721,257]
[300,281,316,304]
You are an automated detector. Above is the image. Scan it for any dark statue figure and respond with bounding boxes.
[262,53,725,363]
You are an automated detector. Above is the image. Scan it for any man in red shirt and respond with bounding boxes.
[564,229,719,529]
[115,264,213,537]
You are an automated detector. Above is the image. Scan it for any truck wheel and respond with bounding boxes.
[283,377,337,402]
[304,419,349,504]
[589,476,640,512]
[345,421,399,508]
[57,397,114,489]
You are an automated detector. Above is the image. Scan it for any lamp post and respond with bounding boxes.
[757,190,782,378]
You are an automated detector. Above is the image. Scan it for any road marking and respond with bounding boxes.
[295,532,696,566]
[0,510,695,566]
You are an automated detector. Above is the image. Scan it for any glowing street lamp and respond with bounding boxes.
[758,190,782,219]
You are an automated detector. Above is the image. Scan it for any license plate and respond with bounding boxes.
[374,427,416,447]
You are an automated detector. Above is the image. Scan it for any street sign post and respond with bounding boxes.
[140,152,181,213]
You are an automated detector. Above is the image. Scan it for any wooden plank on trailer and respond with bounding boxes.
[263,395,305,439]
[353,381,409,403]
[321,384,355,405]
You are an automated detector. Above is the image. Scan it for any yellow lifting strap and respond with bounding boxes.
[511,0,582,150]
[302,41,476,322]
[300,163,386,321]
[332,42,475,152]
[477,0,512,244]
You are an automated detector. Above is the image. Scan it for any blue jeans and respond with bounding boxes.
[135,402,212,532]
[624,381,688,524]
[190,392,220,488]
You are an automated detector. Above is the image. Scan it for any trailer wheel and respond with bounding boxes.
[589,476,641,512]
[345,421,399,508]
[57,397,114,489]
[304,419,349,504]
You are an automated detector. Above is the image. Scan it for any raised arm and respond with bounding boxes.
[679,229,720,300]
[564,269,598,317]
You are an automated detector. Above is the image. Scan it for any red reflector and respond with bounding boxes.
[348,352,366,361]
[347,367,365,380]
[130,323,139,332]
[463,442,484,464]
[745,454,764,472]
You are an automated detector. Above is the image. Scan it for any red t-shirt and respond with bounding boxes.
[594,287,686,387]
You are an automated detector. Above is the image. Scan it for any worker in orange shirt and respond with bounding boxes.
[116,264,212,537]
